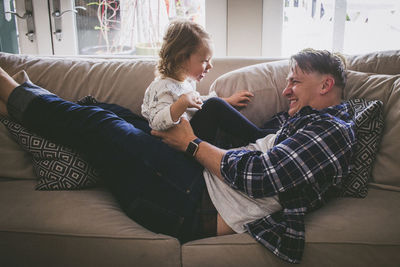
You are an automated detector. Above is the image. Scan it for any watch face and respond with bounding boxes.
[186,141,199,157]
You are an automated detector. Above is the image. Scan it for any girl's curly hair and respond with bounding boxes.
[157,19,210,80]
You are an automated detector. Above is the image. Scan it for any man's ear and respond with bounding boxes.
[321,76,335,95]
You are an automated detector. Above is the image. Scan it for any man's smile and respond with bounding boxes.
[289,99,298,106]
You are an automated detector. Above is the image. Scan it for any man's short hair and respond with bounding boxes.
[291,48,347,89]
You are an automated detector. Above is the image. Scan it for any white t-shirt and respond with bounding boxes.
[141,77,217,131]
[203,134,282,233]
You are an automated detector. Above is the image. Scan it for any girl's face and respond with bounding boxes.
[183,41,213,82]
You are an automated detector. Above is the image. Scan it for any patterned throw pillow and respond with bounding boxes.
[341,99,384,198]
[0,116,100,190]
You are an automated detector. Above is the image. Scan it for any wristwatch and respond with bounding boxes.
[185,138,203,157]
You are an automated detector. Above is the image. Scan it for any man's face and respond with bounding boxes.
[282,65,325,116]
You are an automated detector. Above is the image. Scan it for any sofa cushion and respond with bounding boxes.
[346,50,400,75]
[344,71,400,187]
[341,99,384,197]
[210,60,290,127]
[182,188,400,267]
[0,116,100,190]
[0,122,36,179]
[0,53,158,117]
[0,180,180,267]
[0,70,36,180]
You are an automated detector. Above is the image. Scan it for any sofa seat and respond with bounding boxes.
[182,187,400,267]
[1,178,398,267]
[0,179,180,267]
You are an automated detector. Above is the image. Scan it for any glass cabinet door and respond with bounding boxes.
[73,0,205,56]
[8,0,205,56]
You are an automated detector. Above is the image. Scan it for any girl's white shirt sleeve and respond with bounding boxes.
[142,77,212,131]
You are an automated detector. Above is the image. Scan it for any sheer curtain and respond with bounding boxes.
[119,0,169,55]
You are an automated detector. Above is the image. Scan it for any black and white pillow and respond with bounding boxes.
[0,116,100,190]
[341,99,384,198]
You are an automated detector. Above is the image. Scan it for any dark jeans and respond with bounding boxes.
[191,97,274,145]
[10,82,205,243]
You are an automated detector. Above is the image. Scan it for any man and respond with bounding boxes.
[0,49,355,263]
[152,48,356,263]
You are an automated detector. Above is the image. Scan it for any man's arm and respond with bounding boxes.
[194,141,225,180]
[151,118,226,180]
[219,118,355,198]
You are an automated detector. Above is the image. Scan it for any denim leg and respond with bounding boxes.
[20,95,201,193]
[9,82,205,241]
[91,102,152,135]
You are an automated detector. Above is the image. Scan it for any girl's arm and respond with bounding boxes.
[201,90,254,108]
[142,87,178,131]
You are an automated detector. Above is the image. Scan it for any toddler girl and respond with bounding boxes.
[142,19,271,145]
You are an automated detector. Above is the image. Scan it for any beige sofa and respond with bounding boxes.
[0,50,399,267]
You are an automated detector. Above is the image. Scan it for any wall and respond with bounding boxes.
[227,0,263,56]
[206,0,281,57]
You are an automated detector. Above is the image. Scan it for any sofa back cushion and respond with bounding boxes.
[346,50,400,75]
[0,53,276,114]
[0,122,36,179]
[210,60,290,127]
[0,54,158,116]
[344,71,400,187]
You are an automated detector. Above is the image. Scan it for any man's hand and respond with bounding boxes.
[223,90,254,108]
[151,117,196,152]
[152,117,226,181]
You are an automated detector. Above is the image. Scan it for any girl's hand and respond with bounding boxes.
[170,92,203,123]
[223,91,254,108]
[180,91,203,110]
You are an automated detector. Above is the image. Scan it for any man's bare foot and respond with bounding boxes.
[0,67,19,116]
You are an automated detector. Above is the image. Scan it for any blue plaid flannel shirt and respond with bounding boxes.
[220,102,356,263]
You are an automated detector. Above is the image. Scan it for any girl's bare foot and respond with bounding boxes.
[0,67,19,116]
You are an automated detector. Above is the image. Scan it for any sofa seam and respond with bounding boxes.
[0,229,177,241]
[182,241,400,247]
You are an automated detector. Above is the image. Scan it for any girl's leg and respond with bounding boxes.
[190,97,274,144]
[5,80,205,242]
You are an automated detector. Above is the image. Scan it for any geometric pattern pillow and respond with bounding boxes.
[340,99,384,198]
[0,116,100,190]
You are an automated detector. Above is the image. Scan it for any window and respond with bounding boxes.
[282,0,335,57]
[343,0,400,54]
[5,0,398,57]
[281,0,400,57]
[74,0,205,56]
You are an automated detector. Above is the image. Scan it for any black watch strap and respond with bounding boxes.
[185,138,203,157]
